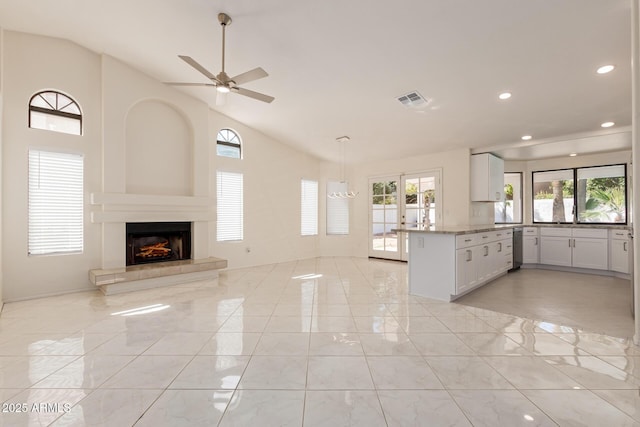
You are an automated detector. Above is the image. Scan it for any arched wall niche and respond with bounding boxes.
[125,99,193,196]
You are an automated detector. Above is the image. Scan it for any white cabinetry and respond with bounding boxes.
[539,227,608,270]
[609,230,631,274]
[522,227,539,264]
[540,228,572,267]
[454,231,510,295]
[572,229,608,270]
[470,153,504,202]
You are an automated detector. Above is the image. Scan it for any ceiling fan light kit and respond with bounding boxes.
[166,12,274,103]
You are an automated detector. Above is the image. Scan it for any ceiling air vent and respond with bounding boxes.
[397,91,429,108]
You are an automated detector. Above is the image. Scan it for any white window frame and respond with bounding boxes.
[301,179,318,236]
[217,171,244,241]
[28,149,84,255]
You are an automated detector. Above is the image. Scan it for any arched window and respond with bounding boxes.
[216,128,242,159]
[29,90,82,135]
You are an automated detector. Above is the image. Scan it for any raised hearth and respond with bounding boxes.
[89,257,227,295]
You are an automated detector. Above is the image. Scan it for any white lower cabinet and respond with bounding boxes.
[455,231,510,295]
[523,227,539,264]
[539,227,608,270]
[610,230,631,274]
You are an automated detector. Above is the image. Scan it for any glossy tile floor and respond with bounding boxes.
[0,257,639,426]
[458,268,635,339]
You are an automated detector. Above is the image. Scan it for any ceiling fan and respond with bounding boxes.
[167,13,274,103]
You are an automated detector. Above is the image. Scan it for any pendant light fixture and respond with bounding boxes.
[328,136,358,199]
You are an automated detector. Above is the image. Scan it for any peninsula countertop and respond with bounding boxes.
[393,223,631,236]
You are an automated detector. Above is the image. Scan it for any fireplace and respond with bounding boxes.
[126,222,192,266]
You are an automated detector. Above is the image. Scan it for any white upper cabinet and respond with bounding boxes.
[471,153,504,202]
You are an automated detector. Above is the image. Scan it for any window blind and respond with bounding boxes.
[326,181,349,235]
[301,179,318,236]
[217,171,243,241]
[28,149,84,255]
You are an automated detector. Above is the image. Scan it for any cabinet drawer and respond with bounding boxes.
[610,229,630,241]
[572,228,607,239]
[456,234,478,248]
[524,227,538,235]
[495,230,510,240]
[540,227,571,237]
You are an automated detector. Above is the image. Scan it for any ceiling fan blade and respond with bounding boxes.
[232,87,275,103]
[230,67,269,85]
[178,55,221,83]
[165,82,217,87]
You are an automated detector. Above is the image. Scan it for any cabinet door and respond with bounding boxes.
[540,236,572,266]
[475,244,491,281]
[572,238,608,270]
[456,248,476,293]
[610,239,630,274]
[523,236,539,264]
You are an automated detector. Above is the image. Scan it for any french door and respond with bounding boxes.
[369,170,442,261]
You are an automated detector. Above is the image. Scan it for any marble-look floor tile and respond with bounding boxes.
[101,355,192,389]
[136,389,233,427]
[555,333,640,356]
[358,333,420,356]
[303,390,386,427]
[386,303,431,317]
[217,316,270,333]
[253,333,309,356]
[545,355,640,389]
[505,332,587,355]
[264,316,312,332]
[312,304,352,317]
[272,304,313,316]
[0,356,78,388]
[483,356,580,389]
[88,332,161,355]
[378,390,472,427]
[453,389,558,426]
[409,333,476,356]
[50,388,163,426]
[438,316,497,333]
[593,389,640,421]
[238,356,307,389]
[218,390,304,427]
[425,356,514,389]
[367,356,443,389]
[311,316,358,333]
[479,315,538,333]
[348,304,391,317]
[198,333,261,356]
[309,333,363,356]
[522,389,638,426]
[396,316,449,333]
[456,333,531,356]
[143,332,212,355]
[33,355,134,389]
[307,356,374,390]
[170,355,250,389]
[352,316,400,334]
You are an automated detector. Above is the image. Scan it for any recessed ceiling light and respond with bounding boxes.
[498,92,512,100]
[569,153,577,157]
[596,65,615,74]
[521,135,532,141]
[601,121,615,128]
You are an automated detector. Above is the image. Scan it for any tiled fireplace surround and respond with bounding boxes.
[88,192,226,295]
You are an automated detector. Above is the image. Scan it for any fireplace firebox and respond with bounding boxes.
[126,222,192,266]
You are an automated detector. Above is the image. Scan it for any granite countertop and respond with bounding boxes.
[393,223,632,235]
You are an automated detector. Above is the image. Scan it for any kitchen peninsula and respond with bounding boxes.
[397,224,632,302]
[396,225,515,302]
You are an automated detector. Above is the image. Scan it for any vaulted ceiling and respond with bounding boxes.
[0,0,632,163]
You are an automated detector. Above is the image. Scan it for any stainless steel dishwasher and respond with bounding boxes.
[510,227,523,271]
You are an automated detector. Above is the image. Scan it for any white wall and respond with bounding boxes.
[2,31,102,301]
[209,111,321,268]
[0,29,4,308]
[320,148,477,258]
